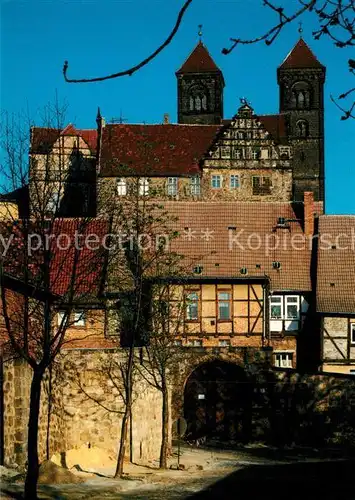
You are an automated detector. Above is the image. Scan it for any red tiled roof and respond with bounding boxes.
[31,125,97,155]
[279,38,325,69]
[2,218,109,300]
[176,41,221,74]
[258,114,287,141]
[99,124,220,176]
[164,201,316,291]
[317,216,355,314]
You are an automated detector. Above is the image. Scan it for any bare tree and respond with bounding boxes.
[0,102,109,499]
[94,174,183,476]
[137,281,186,469]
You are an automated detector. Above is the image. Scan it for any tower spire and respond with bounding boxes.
[298,21,303,38]
[198,24,203,42]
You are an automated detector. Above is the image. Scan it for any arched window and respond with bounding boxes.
[188,85,208,112]
[297,120,309,138]
[291,81,311,109]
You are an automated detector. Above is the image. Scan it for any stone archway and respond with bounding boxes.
[183,360,252,445]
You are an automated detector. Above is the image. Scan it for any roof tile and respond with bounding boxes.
[176,41,221,74]
[279,38,325,69]
[317,215,355,314]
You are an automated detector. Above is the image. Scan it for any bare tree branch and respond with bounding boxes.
[63,0,193,83]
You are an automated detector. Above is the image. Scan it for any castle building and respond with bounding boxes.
[22,36,330,372]
[2,35,355,472]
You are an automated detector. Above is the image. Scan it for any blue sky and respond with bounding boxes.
[1,0,354,213]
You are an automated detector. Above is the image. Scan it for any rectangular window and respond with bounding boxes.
[252,176,272,195]
[190,176,201,196]
[230,175,240,189]
[117,178,127,196]
[173,339,183,346]
[186,339,203,347]
[251,149,260,160]
[285,296,300,319]
[232,147,243,159]
[57,310,66,326]
[211,175,222,189]
[186,291,199,321]
[74,311,85,327]
[167,177,178,196]
[219,339,231,347]
[139,178,149,195]
[274,352,293,368]
[218,291,231,320]
[270,295,301,333]
[220,146,230,159]
[270,296,283,319]
[351,324,355,345]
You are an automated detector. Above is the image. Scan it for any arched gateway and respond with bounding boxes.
[183,360,252,444]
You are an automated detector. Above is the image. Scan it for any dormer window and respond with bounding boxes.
[117,178,127,196]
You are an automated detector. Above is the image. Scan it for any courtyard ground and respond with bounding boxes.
[1,444,355,499]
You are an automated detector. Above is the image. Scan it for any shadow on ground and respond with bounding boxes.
[187,459,355,500]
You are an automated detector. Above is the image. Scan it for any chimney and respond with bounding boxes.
[163,113,169,124]
[304,191,315,237]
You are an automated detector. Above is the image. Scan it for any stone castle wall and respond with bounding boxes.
[2,349,162,467]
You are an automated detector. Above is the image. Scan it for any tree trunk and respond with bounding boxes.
[159,381,169,469]
[115,404,130,477]
[114,345,134,478]
[46,364,53,460]
[24,368,43,500]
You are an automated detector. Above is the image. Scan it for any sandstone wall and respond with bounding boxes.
[2,349,162,467]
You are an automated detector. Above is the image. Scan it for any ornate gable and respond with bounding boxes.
[204,101,291,166]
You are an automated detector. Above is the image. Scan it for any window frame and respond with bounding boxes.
[270,295,283,320]
[230,174,240,190]
[211,175,222,189]
[190,176,201,196]
[285,295,300,320]
[185,290,200,322]
[232,147,243,159]
[218,339,231,347]
[167,177,178,196]
[73,310,85,327]
[220,146,230,159]
[270,295,302,333]
[351,323,355,345]
[252,175,272,196]
[217,290,232,321]
[186,339,203,347]
[274,351,294,368]
[139,177,150,196]
[57,310,66,327]
[117,178,127,196]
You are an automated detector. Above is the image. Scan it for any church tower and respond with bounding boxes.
[176,41,225,125]
[278,38,326,201]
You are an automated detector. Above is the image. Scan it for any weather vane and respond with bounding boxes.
[198,24,203,41]
[298,21,303,37]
